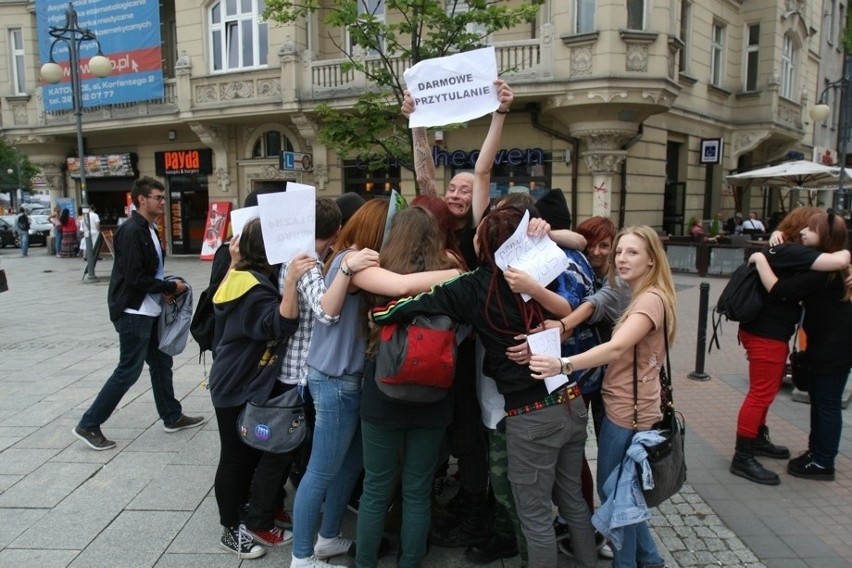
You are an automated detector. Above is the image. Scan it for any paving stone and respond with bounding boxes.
[68,510,189,568]
[0,461,102,508]
[0,448,58,475]
[128,465,215,511]
[0,549,80,568]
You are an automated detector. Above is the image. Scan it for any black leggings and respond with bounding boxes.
[214,405,263,528]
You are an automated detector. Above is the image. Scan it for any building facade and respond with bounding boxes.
[0,0,832,253]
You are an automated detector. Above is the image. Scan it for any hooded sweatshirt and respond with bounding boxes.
[208,269,299,408]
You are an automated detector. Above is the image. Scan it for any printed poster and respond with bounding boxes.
[200,201,232,260]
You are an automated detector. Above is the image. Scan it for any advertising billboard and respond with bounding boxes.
[36,0,164,112]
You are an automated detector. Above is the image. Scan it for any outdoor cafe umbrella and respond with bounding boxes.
[726,160,852,189]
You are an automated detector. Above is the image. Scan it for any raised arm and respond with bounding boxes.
[503,267,572,317]
[472,80,514,226]
[748,252,779,292]
[549,229,588,251]
[402,90,438,197]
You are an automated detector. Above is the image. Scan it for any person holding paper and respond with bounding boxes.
[371,205,597,568]
[205,218,313,559]
[528,226,677,568]
[241,198,380,548]
[291,200,462,568]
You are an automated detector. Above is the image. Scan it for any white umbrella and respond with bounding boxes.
[726,160,852,189]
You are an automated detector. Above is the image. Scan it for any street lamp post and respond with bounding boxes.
[810,53,852,211]
[40,2,111,282]
[6,156,22,211]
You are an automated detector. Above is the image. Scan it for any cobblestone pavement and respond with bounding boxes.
[0,249,848,567]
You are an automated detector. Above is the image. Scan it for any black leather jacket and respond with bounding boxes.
[107,211,178,322]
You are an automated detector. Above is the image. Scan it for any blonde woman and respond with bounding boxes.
[530,225,676,568]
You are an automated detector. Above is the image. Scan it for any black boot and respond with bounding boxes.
[731,435,780,485]
[465,534,519,563]
[753,425,791,459]
[430,494,491,548]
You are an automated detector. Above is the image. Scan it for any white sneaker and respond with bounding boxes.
[599,541,614,559]
[314,534,352,559]
[291,554,334,567]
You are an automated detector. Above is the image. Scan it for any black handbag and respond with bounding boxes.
[633,318,687,508]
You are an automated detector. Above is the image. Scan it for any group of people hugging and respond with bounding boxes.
[205,78,852,568]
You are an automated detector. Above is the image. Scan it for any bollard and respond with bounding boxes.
[688,282,711,381]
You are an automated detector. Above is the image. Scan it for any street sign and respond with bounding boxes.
[280,151,313,172]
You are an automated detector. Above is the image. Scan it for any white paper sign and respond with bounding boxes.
[494,211,571,301]
[257,189,316,265]
[230,206,258,237]
[526,327,569,394]
[403,46,499,128]
[287,182,314,193]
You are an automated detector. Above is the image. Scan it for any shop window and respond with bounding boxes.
[453,153,552,202]
[253,130,295,158]
[343,158,401,197]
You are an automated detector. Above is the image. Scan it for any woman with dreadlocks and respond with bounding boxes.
[371,204,597,568]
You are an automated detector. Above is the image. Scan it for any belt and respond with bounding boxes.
[506,383,582,417]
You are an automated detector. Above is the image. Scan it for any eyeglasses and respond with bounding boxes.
[145,194,166,202]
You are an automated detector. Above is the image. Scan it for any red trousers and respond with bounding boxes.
[737,330,789,438]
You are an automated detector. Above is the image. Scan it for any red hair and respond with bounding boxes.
[411,195,466,270]
[576,216,617,254]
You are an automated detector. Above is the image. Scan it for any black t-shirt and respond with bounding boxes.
[739,244,820,341]
[455,221,478,272]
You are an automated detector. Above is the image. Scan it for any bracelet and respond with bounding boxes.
[560,319,567,333]
[495,109,509,115]
[340,262,353,277]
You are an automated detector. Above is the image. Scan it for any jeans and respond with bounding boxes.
[808,369,851,468]
[737,330,788,438]
[80,313,182,429]
[292,366,363,559]
[214,405,263,527]
[506,398,595,568]
[19,231,29,256]
[356,420,444,568]
[54,226,62,255]
[598,416,663,568]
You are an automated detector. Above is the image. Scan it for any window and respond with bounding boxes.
[252,130,294,158]
[828,0,837,45]
[710,23,725,87]
[450,1,489,40]
[627,0,645,30]
[745,24,759,91]
[575,0,595,34]
[349,0,385,55]
[209,0,268,72]
[343,158,401,198]
[9,28,25,95]
[678,0,690,72]
[780,34,795,99]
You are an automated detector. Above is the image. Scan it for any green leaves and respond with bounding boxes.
[265,0,544,191]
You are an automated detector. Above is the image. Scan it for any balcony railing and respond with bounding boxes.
[777,97,803,130]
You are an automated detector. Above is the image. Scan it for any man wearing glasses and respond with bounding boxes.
[74,176,203,450]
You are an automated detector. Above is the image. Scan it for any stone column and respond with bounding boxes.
[571,123,638,217]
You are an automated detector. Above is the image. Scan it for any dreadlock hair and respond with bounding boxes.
[476,205,545,336]
[233,217,273,276]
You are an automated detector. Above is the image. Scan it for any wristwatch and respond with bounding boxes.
[561,357,574,375]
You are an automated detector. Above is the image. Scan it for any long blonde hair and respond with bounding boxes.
[610,225,678,343]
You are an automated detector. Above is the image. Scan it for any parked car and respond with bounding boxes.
[0,214,51,247]
[0,218,16,248]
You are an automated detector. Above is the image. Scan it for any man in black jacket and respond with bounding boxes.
[73,177,203,450]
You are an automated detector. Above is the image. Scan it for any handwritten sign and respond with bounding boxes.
[527,328,569,393]
[258,189,316,265]
[404,47,499,128]
[494,211,570,301]
[230,206,258,237]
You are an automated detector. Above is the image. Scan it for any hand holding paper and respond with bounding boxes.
[494,211,570,301]
[526,327,568,393]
